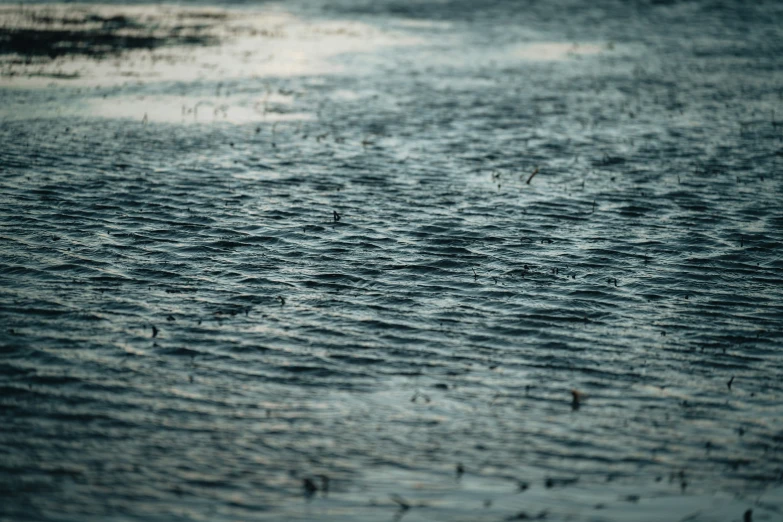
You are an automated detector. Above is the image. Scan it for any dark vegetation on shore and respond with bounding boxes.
[0,7,221,62]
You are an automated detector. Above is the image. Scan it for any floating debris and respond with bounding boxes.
[545,476,579,488]
[506,509,548,520]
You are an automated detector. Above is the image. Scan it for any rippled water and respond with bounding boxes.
[2,1,783,520]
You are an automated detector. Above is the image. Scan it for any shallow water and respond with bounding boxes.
[1,1,783,520]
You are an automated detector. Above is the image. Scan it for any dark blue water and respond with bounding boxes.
[1,1,782,520]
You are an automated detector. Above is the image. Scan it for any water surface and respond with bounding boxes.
[1,1,782,520]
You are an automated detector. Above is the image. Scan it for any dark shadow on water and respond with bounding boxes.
[0,9,218,60]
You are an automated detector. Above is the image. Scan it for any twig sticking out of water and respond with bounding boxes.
[571,389,583,411]
[526,167,539,185]
[410,391,431,403]
[727,376,734,390]
[303,477,318,497]
[390,494,410,510]
[472,267,479,281]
